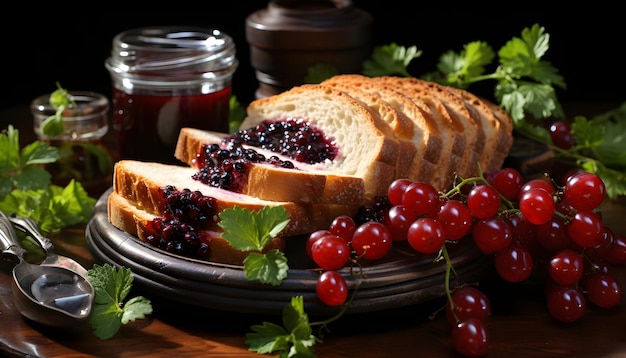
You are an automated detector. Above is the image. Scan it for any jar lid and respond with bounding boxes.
[105,26,238,84]
[246,0,372,50]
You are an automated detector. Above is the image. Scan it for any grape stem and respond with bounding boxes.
[442,244,461,323]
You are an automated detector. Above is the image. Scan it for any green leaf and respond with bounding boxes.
[434,41,495,88]
[121,296,153,324]
[0,125,21,172]
[362,43,422,77]
[245,296,317,356]
[42,82,77,138]
[305,63,340,84]
[243,250,289,286]
[10,165,52,192]
[87,263,152,340]
[20,140,59,165]
[41,110,65,137]
[229,96,246,133]
[245,322,290,354]
[498,24,566,89]
[218,205,290,251]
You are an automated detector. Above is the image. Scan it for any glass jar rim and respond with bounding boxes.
[31,91,109,118]
[106,26,237,74]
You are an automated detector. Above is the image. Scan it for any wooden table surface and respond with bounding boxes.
[1,102,626,357]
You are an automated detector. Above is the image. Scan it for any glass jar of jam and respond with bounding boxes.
[105,26,239,164]
[31,91,114,198]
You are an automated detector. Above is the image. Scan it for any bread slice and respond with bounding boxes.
[240,84,403,202]
[369,76,481,186]
[445,87,514,171]
[108,192,285,266]
[112,160,359,237]
[315,82,417,178]
[320,74,444,188]
[174,128,365,205]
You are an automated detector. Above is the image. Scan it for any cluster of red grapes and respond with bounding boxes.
[305,165,625,357]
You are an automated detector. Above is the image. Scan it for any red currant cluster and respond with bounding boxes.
[305,166,625,357]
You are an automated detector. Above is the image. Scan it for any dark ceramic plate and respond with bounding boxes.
[86,188,492,316]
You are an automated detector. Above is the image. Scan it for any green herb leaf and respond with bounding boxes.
[362,43,422,77]
[0,126,95,233]
[87,263,152,340]
[218,205,290,251]
[245,296,317,357]
[425,41,495,89]
[229,95,246,133]
[243,250,289,286]
[42,82,77,138]
[0,180,95,234]
[219,205,290,285]
[305,63,340,84]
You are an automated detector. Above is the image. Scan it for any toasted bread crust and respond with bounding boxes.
[112,160,359,237]
[108,192,286,266]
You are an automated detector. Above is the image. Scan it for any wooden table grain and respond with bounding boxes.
[1,102,626,357]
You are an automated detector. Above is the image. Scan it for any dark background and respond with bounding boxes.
[2,7,623,114]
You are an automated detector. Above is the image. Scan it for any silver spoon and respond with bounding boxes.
[0,211,94,328]
[7,212,89,279]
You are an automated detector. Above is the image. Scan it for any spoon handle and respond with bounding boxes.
[0,211,27,261]
[7,213,54,253]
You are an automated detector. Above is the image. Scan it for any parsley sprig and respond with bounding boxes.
[245,296,319,357]
[87,263,153,340]
[0,125,95,234]
[218,205,290,286]
[41,81,77,137]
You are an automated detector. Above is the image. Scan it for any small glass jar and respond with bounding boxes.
[105,26,239,164]
[31,91,114,197]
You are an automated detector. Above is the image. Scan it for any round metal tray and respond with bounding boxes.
[86,188,492,316]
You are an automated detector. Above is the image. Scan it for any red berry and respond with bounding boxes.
[451,317,489,357]
[351,222,393,261]
[310,234,351,271]
[564,172,606,211]
[446,286,492,325]
[434,200,472,241]
[316,271,348,306]
[406,217,445,254]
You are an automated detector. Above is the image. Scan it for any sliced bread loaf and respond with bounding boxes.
[240,84,403,202]
[371,76,484,178]
[320,74,445,188]
[445,86,514,171]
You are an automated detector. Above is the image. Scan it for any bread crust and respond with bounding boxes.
[445,87,514,171]
[108,192,286,266]
[112,160,359,237]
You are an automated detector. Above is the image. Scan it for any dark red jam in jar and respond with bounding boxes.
[105,27,238,163]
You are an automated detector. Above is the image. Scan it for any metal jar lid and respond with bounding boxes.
[105,26,238,89]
